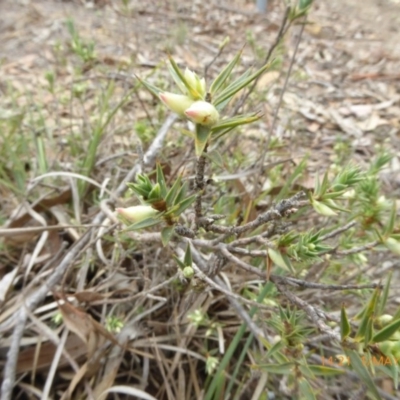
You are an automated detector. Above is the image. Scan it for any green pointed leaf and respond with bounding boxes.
[340,305,351,339]
[125,216,162,231]
[209,49,242,96]
[205,149,224,168]
[168,57,202,99]
[195,124,212,156]
[356,287,381,340]
[258,336,290,364]
[305,365,345,377]
[156,163,167,197]
[211,113,261,135]
[136,75,162,98]
[393,307,400,321]
[173,254,186,270]
[268,248,291,272]
[148,182,161,201]
[344,350,382,400]
[174,181,189,205]
[167,63,187,95]
[377,355,399,389]
[213,70,252,112]
[213,62,271,108]
[379,272,392,315]
[266,340,285,359]
[299,0,314,11]
[184,244,193,266]
[174,194,196,215]
[256,362,294,374]
[165,175,183,207]
[384,201,397,236]
[210,126,236,141]
[298,377,316,400]
[364,317,373,346]
[161,226,174,246]
[314,170,329,198]
[312,199,337,217]
[127,184,149,199]
[322,198,350,213]
[373,318,400,343]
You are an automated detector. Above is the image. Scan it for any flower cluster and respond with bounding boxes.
[159,68,219,127]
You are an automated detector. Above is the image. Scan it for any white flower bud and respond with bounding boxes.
[116,205,158,224]
[159,92,195,116]
[184,101,219,126]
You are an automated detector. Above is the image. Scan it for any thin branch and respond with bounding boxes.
[335,241,379,256]
[319,221,357,241]
[232,6,291,115]
[218,245,265,278]
[270,19,306,142]
[0,224,112,238]
[258,17,306,170]
[208,192,306,244]
[194,147,208,221]
[271,276,381,291]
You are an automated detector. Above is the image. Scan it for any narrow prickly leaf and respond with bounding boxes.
[268,248,292,272]
[125,216,161,230]
[211,113,261,135]
[156,163,167,197]
[184,244,192,266]
[384,202,397,236]
[194,124,212,156]
[173,255,186,270]
[379,272,392,315]
[174,194,196,215]
[161,226,174,246]
[312,199,337,216]
[372,318,400,343]
[174,181,189,205]
[136,75,162,98]
[148,183,161,201]
[257,363,294,374]
[213,62,271,108]
[298,378,317,400]
[364,317,373,346]
[209,49,242,96]
[340,305,351,339]
[168,56,202,99]
[165,175,182,207]
[344,350,382,400]
[356,287,380,340]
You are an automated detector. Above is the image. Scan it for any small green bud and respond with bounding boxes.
[384,237,400,256]
[183,266,194,279]
[378,341,395,356]
[376,314,393,328]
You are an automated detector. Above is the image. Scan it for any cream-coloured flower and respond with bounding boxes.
[184,101,219,126]
[184,68,206,98]
[159,92,195,116]
[116,205,158,224]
